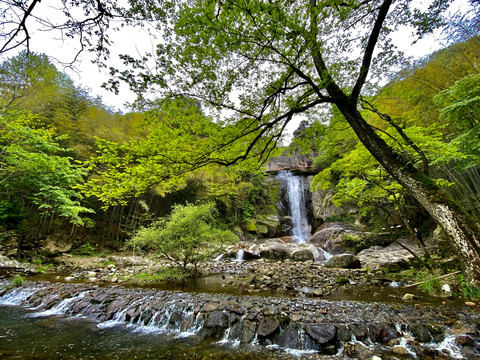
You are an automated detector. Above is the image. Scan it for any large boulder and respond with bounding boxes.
[325,254,361,269]
[257,240,323,262]
[310,226,346,247]
[357,240,418,270]
[311,189,345,221]
[310,222,363,254]
[256,215,283,238]
[257,317,280,337]
[258,240,291,260]
[39,238,72,257]
[226,240,325,262]
[305,324,337,344]
[0,255,37,277]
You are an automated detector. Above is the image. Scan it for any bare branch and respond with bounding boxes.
[351,0,393,101]
[0,0,41,54]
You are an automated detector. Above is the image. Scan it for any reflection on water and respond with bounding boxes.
[27,273,292,298]
[0,306,286,360]
[26,273,462,306]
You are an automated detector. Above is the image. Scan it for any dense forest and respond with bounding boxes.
[1,0,480,287]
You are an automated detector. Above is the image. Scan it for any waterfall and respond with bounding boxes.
[276,170,310,244]
[235,249,244,262]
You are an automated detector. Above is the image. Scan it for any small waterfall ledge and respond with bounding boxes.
[1,281,477,358]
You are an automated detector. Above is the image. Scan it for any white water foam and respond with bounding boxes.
[235,250,244,262]
[28,291,89,318]
[0,287,39,306]
[434,335,463,359]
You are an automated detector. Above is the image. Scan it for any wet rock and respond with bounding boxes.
[336,276,349,285]
[290,248,314,261]
[349,323,369,340]
[305,323,337,344]
[276,325,300,349]
[344,341,373,360]
[336,325,353,342]
[230,320,257,344]
[3,280,480,358]
[325,254,361,269]
[455,335,475,347]
[257,317,280,337]
[202,302,219,312]
[402,293,416,300]
[205,310,229,328]
[392,345,409,355]
[410,323,433,343]
[299,286,315,296]
[368,324,400,343]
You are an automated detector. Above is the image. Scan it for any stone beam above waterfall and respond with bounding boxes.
[265,152,318,174]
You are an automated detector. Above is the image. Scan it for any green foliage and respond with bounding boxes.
[340,233,368,253]
[0,109,94,228]
[128,202,238,269]
[418,278,440,294]
[11,276,24,287]
[37,263,54,273]
[72,243,96,256]
[434,73,480,166]
[81,99,277,207]
[458,274,480,298]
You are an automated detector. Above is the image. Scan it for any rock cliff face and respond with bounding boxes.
[265,154,358,227]
[264,153,317,174]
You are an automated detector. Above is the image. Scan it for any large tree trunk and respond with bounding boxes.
[338,102,480,286]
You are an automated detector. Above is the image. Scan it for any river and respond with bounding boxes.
[0,305,293,360]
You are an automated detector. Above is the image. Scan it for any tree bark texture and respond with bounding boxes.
[337,102,480,286]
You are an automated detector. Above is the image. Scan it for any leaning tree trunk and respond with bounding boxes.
[338,102,480,286]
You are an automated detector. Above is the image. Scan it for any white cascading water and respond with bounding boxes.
[235,249,244,262]
[277,170,310,244]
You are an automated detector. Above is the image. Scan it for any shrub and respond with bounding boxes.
[73,243,95,256]
[11,276,24,287]
[128,202,237,270]
[340,233,367,253]
[459,275,480,298]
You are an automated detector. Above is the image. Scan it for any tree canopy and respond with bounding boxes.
[2,0,480,284]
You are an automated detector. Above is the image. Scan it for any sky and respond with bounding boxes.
[0,0,471,117]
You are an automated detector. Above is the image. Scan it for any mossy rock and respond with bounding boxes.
[245,219,257,232]
[256,224,269,235]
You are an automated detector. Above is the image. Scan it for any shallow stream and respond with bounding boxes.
[0,306,286,360]
[1,277,477,360]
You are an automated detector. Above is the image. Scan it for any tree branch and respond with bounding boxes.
[360,97,429,174]
[0,0,41,55]
[351,0,393,101]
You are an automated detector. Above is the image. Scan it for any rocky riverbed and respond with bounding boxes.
[1,233,479,358]
[1,280,479,359]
